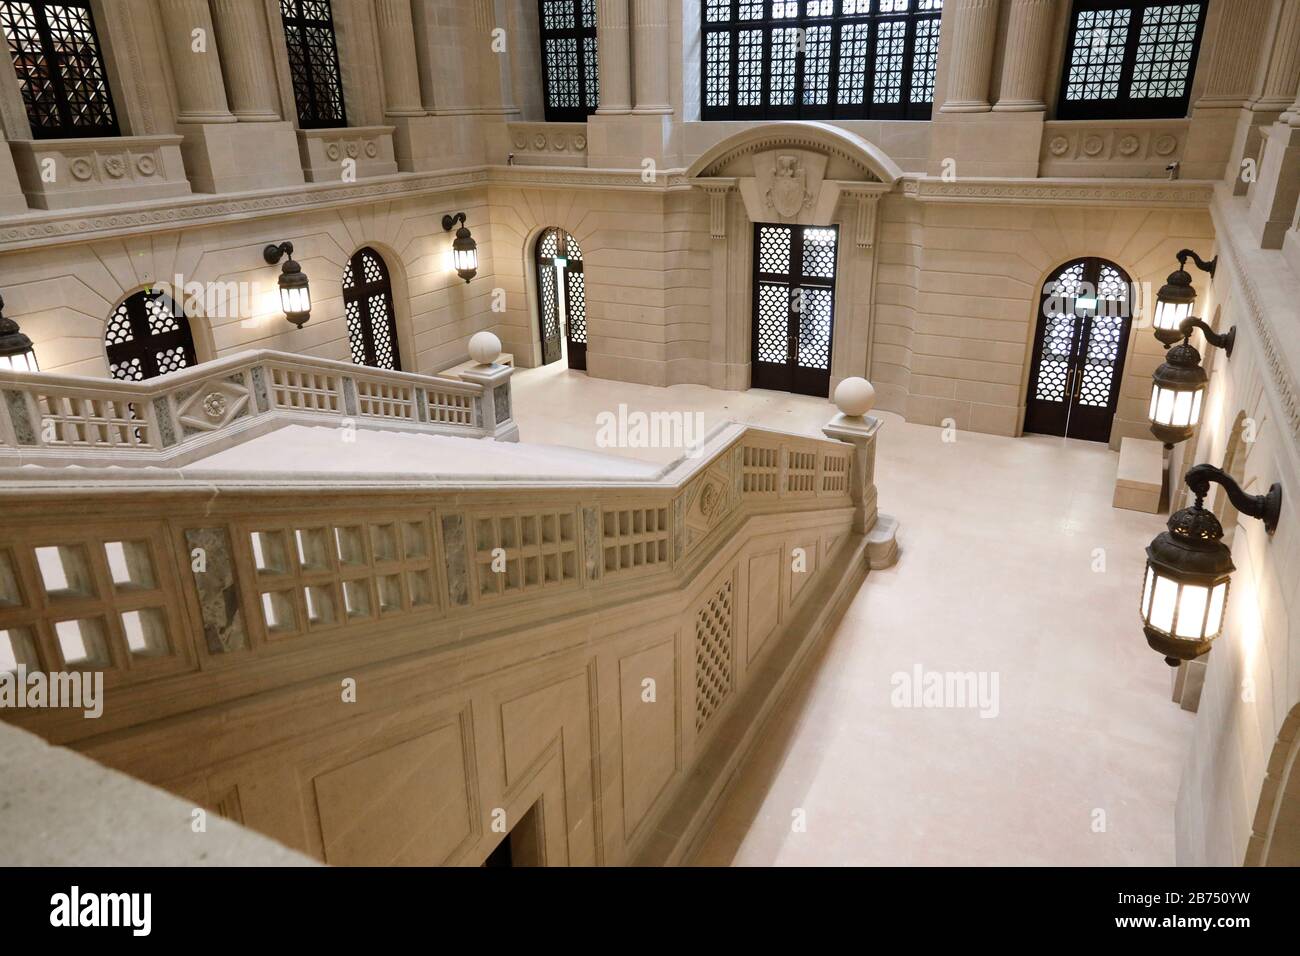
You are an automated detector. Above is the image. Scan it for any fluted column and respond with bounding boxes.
[596,0,632,113]
[374,0,426,117]
[632,0,670,113]
[1194,0,1273,109]
[209,0,281,121]
[159,0,236,124]
[1285,72,1300,126]
[993,0,1055,111]
[939,0,1000,113]
[1254,0,1300,112]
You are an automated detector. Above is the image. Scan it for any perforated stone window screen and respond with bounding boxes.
[741,445,780,495]
[471,510,580,599]
[695,575,735,735]
[0,527,187,680]
[601,507,670,575]
[246,515,439,640]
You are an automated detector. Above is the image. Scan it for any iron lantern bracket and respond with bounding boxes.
[442,213,467,232]
[264,241,295,266]
[1175,248,1217,278]
[1178,316,1235,357]
[1184,463,1283,535]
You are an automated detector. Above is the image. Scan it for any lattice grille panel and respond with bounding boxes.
[785,449,817,494]
[105,292,196,383]
[425,391,475,426]
[35,394,150,448]
[1033,315,1077,404]
[269,368,341,412]
[342,248,402,371]
[797,287,832,370]
[1,0,119,138]
[1131,2,1201,99]
[741,445,780,494]
[539,0,598,119]
[355,381,415,420]
[248,516,438,638]
[1079,314,1124,409]
[566,270,588,344]
[821,454,849,494]
[0,526,184,680]
[601,507,670,575]
[756,284,789,364]
[695,576,734,735]
[280,0,347,128]
[472,510,580,599]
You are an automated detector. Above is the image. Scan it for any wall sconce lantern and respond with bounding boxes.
[1140,464,1283,666]
[1148,317,1237,447]
[1153,249,1217,347]
[0,295,39,372]
[442,212,478,283]
[263,241,311,329]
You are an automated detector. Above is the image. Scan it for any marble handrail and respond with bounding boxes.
[0,349,515,465]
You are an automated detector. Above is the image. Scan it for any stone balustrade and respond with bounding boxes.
[0,349,511,468]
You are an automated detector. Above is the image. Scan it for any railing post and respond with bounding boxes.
[456,335,519,442]
[822,378,899,569]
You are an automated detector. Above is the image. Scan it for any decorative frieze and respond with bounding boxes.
[6,135,192,211]
[297,126,400,183]
[506,123,589,167]
[1040,121,1187,177]
[901,175,1213,208]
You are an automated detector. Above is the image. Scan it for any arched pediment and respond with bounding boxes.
[685,122,902,185]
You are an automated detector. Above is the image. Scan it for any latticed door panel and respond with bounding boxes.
[1,0,120,139]
[751,223,838,396]
[1024,257,1132,442]
[342,248,402,371]
[104,292,197,382]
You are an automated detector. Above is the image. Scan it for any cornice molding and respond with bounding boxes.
[0,162,1218,253]
[900,175,1215,207]
[1210,188,1300,451]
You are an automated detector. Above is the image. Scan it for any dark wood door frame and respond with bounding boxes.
[751,222,838,398]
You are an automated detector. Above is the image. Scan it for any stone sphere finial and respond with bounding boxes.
[468,330,502,366]
[834,377,876,418]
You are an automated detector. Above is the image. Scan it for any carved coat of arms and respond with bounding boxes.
[766,155,813,218]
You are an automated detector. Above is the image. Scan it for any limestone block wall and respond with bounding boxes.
[1173,190,1300,866]
[871,192,1216,444]
[0,186,498,379]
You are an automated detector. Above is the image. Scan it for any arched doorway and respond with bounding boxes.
[343,247,402,371]
[1247,705,1300,865]
[105,289,197,381]
[1023,257,1133,443]
[534,228,587,371]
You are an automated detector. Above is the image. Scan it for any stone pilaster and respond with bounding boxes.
[939,0,999,113]
[992,0,1055,111]
[1254,0,1300,113]
[596,0,632,113]
[632,0,670,113]
[209,0,282,121]
[159,0,235,124]
[822,409,898,569]
[169,0,305,192]
[375,0,426,117]
[1246,68,1300,248]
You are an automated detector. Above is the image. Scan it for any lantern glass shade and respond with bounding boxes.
[1148,381,1203,429]
[1141,563,1229,642]
[0,347,38,372]
[1153,297,1192,333]
[452,243,478,278]
[280,283,310,317]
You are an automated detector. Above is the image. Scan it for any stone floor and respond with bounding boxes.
[512,360,1195,866]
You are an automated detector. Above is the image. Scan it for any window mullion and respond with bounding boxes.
[1118,4,1144,105]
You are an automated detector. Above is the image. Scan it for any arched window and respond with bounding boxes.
[342,248,402,371]
[105,290,198,382]
[1024,257,1132,443]
[538,0,599,121]
[279,0,347,129]
[1057,1,1207,120]
[702,0,942,121]
[1,0,119,139]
